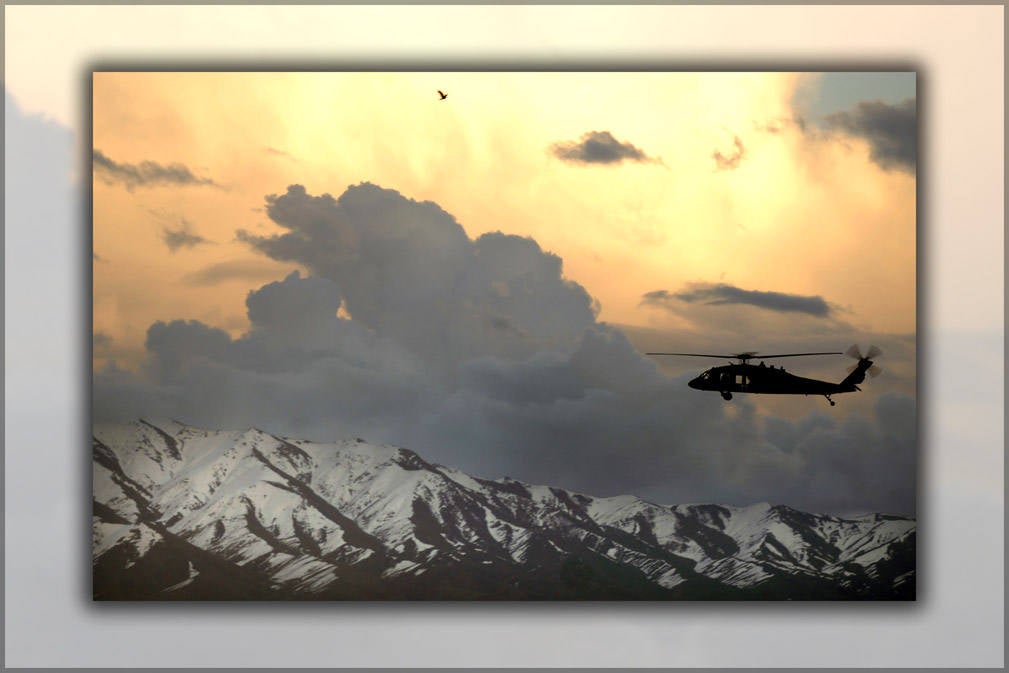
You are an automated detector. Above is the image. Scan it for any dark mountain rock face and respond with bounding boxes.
[92,420,915,601]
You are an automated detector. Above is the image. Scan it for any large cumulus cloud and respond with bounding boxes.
[236,184,597,373]
[95,183,915,515]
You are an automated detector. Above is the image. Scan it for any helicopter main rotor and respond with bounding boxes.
[645,350,844,364]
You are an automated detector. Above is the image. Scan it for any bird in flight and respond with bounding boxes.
[437,90,448,100]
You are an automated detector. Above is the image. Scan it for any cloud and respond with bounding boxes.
[143,319,234,382]
[183,259,293,287]
[162,220,211,252]
[642,289,673,303]
[644,282,833,317]
[822,98,916,173]
[93,149,222,190]
[94,183,915,516]
[236,183,597,369]
[712,135,745,170]
[550,130,658,165]
[758,394,916,515]
[755,117,807,135]
[265,147,298,161]
[93,331,143,368]
[93,331,113,351]
[245,270,342,330]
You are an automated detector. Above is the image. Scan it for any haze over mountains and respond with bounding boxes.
[93,420,915,600]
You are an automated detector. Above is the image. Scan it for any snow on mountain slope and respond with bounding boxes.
[92,420,915,600]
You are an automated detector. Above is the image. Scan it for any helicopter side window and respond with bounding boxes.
[735,374,748,387]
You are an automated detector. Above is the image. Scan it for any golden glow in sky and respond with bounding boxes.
[92,72,915,369]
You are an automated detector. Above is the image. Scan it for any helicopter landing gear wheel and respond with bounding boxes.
[721,391,733,401]
[825,395,835,407]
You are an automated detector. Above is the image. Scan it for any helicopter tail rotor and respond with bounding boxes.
[844,344,883,382]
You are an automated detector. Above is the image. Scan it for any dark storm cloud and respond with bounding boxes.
[99,268,428,430]
[822,98,916,173]
[245,271,342,330]
[93,149,222,190]
[550,131,658,165]
[644,282,832,317]
[94,183,915,515]
[756,394,916,515]
[144,319,234,382]
[162,221,211,252]
[712,135,745,170]
[183,259,292,287]
[236,183,597,369]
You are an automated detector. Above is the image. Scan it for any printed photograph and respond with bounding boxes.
[91,71,916,600]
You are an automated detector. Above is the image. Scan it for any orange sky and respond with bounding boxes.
[92,72,915,370]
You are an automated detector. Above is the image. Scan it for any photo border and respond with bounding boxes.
[4,3,1004,669]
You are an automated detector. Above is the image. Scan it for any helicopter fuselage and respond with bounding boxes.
[688,362,861,397]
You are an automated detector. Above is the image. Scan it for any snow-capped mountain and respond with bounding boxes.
[93,420,915,600]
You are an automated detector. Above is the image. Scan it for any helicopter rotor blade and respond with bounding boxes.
[647,351,843,361]
[645,352,743,359]
[865,345,882,360]
[753,351,844,359]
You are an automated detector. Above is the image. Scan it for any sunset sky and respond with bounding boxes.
[92,72,915,361]
[86,70,917,516]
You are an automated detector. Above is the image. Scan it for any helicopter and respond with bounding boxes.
[646,345,882,406]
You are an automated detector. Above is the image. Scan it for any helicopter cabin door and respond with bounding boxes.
[722,370,748,390]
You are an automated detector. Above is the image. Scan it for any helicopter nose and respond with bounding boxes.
[688,376,701,389]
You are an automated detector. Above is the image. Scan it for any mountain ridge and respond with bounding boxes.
[93,419,915,600]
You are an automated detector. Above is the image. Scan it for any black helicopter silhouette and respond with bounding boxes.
[647,345,881,406]
[437,90,448,100]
